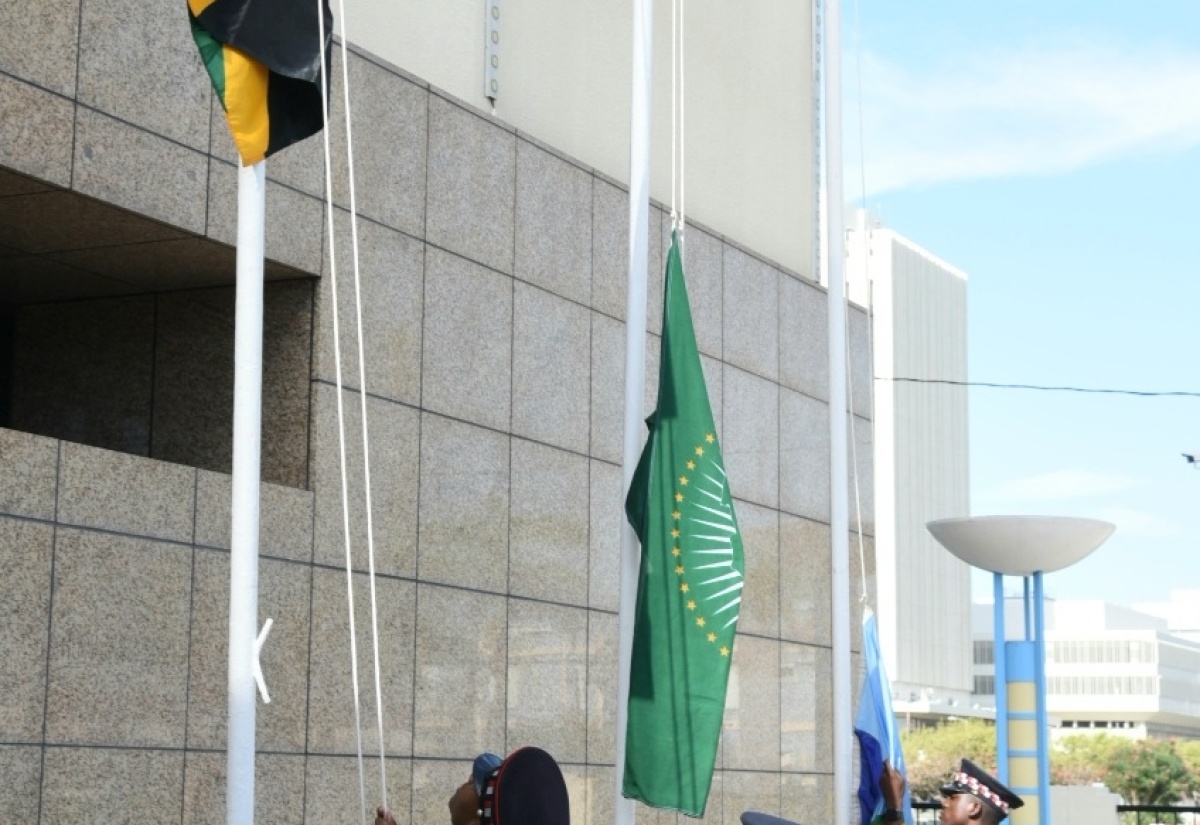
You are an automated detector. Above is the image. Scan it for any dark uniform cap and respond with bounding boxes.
[940,759,1024,819]
[478,746,569,825]
[740,812,802,825]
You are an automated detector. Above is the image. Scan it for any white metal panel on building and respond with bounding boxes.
[338,0,815,275]
[847,215,974,718]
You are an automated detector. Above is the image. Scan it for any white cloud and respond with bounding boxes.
[848,42,1200,193]
[1088,507,1181,539]
[977,469,1139,503]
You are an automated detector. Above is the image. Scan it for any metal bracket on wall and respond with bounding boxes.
[485,0,500,108]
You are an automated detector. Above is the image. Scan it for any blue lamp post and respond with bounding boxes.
[927,516,1115,825]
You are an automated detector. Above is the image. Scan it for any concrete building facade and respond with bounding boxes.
[972,600,1200,741]
[845,215,974,725]
[0,1,874,823]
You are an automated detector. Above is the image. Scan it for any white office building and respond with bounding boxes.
[972,598,1200,740]
[845,213,977,724]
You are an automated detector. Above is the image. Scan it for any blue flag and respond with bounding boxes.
[854,609,911,825]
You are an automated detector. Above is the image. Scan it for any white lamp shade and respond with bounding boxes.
[926,515,1115,575]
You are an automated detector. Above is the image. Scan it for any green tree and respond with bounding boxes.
[1051,734,1126,786]
[1175,739,1200,798]
[1103,740,1190,805]
[900,720,996,800]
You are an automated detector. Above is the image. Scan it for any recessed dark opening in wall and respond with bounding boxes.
[0,165,316,489]
[0,303,14,429]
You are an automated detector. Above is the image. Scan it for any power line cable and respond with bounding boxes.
[879,376,1200,398]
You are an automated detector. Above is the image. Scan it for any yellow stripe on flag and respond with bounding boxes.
[187,0,219,16]
[222,45,271,165]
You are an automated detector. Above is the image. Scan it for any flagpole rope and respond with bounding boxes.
[669,0,688,247]
[315,4,370,820]
[679,0,685,239]
[847,0,871,608]
[847,326,868,606]
[670,0,676,225]
[333,0,391,809]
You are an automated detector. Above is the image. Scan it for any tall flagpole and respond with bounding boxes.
[823,1,853,824]
[227,159,267,825]
[616,0,653,823]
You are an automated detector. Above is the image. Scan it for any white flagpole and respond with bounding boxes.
[227,158,267,825]
[823,0,852,824]
[615,0,653,822]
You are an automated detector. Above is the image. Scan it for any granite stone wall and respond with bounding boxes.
[0,0,875,822]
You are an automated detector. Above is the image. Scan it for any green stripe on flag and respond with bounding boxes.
[189,16,226,106]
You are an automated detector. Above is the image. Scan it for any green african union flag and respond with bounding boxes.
[624,230,745,817]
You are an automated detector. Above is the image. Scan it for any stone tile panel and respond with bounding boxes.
[314,212,424,405]
[421,247,513,430]
[779,275,828,399]
[509,440,589,605]
[412,758,473,825]
[426,95,515,274]
[512,283,590,453]
[0,745,41,823]
[0,0,79,95]
[0,75,75,187]
[78,0,211,150]
[588,314,624,464]
[723,245,779,380]
[515,141,592,304]
[57,440,194,542]
[182,751,307,825]
[849,307,872,418]
[780,642,832,773]
[412,585,507,757]
[720,771,780,825]
[45,529,192,747]
[306,755,411,825]
[306,569,417,756]
[0,518,53,741]
[41,747,184,823]
[779,389,830,522]
[0,428,57,520]
[311,387,420,577]
[194,470,315,562]
[781,772,831,825]
[720,635,780,772]
[584,765,614,825]
[850,415,875,537]
[589,181,625,322]
[415,414,509,593]
[587,460,622,613]
[331,55,428,237]
[736,501,779,638]
[779,515,831,647]
[585,610,617,764]
[506,600,587,761]
[74,108,208,235]
[721,366,779,510]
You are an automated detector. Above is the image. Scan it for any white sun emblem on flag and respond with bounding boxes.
[672,434,743,657]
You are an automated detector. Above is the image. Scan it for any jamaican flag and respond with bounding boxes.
[188,0,332,165]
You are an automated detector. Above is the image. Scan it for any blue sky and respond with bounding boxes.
[846,1,1200,606]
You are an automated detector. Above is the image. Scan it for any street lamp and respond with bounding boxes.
[926,515,1115,825]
